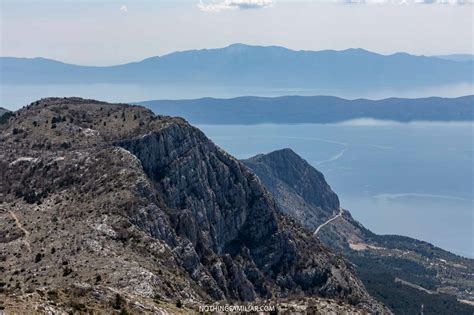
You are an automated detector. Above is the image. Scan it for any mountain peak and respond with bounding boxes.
[221,43,293,53]
[264,147,299,157]
[226,43,251,48]
[243,149,340,216]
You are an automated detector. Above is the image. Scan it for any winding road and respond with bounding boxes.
[313,207,343,236]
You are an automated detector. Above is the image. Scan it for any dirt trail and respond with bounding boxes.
[6,209,32,253]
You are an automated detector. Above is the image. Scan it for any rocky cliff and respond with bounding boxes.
[0,98,386,313]
[243,149,340,230]
[243,149,474,314]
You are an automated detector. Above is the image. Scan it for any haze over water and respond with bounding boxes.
[1,82,473,111]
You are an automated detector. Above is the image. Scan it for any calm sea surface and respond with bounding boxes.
[1,82,473,110]
[197,121,473,258]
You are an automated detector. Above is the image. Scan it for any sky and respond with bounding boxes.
[1,0,473,65]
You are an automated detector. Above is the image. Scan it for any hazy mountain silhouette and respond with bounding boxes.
[141,95,474,124]
[2,44,472,89]
[435,54,474,62]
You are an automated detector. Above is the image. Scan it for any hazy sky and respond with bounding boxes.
[1,0,473,65]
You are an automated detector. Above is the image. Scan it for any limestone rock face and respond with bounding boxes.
[243,148,340,229]
[0,98,386,313]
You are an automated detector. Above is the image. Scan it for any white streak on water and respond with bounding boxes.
[242,135,348,146]
[373,193,471,202]
[368,144,393,150]
[334,119,474,127]
[248,135,350,166]
[314,147,348,166]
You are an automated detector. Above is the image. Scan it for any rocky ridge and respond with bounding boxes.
[0,98,387,313]
[243,149,340,230]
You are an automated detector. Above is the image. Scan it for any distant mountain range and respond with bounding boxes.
[141,95,474,124]
[436,54,474,62]
[2,44,473,90]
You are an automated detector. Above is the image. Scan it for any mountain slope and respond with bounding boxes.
[436,54,474,62]
[2,44,472,89]
[141,95,474,124]
[242,149,474,314]
[0,98,387,313]
[243,149,340,230]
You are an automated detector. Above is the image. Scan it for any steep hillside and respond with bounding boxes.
[243,149,340,230]
[0,98,387,313]
[243,149,474,314]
